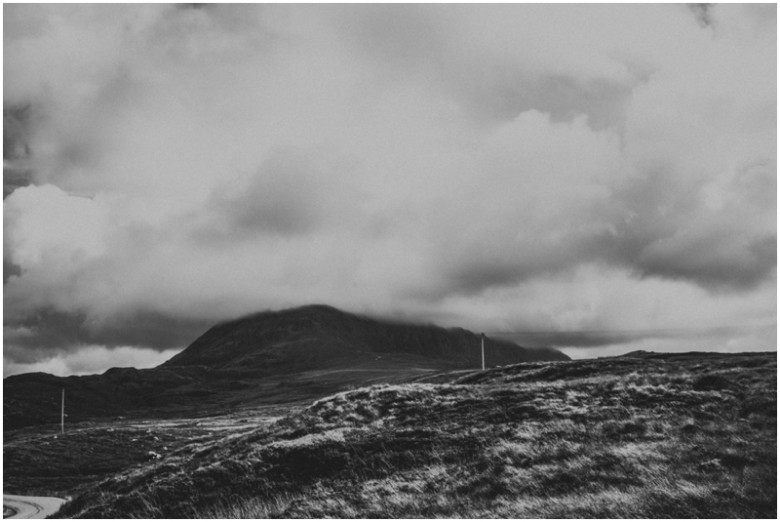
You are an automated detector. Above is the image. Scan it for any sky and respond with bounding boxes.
[3,4,776,377]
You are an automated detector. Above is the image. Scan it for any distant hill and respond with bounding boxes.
[4,305,568,429]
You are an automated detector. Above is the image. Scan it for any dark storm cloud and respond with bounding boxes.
[3,259,22,284]
[604,157,778,292]
[444,224,777,299]
[3,105,35,198]
[634,234,777,291]
[438,243,591,299]
[492,329,652,349]
[489,324,776,350]
[192,150,358,242]
[491,324,773,350]
[3,166,33,200]
[4,309,214,355]
[689,4,713,27]
[3,106,32,161]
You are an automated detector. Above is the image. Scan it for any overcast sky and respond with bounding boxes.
[3,4,776,377]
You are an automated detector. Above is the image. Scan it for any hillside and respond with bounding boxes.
[4,305,567,429]
[55,351,776,518]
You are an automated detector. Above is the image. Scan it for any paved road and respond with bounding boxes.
[3,495,65,519]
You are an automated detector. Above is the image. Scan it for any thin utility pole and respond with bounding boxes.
[481,333,485,371]
[61,387,65,434]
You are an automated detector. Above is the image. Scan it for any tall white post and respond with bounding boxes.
[61,388,65,434]
[481,333,485,370]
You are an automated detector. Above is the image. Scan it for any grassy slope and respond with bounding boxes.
[3,406,295,497]
[3,365,446,496]
[57,352,776,518]
[3,360,442,430]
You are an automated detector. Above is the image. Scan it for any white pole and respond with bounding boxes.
[61,388,65,434]
[481,333,485,370]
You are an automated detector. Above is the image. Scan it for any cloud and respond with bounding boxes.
[4,308,213,354]
[429,264,776,334]
[192,149,364,240]
[3,4,776,373]
[3,345,181,377]
[556,322,777,360]
[495,324,776,352]
[3,105,35,199]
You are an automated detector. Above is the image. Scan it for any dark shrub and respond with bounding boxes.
[693,374,731,391]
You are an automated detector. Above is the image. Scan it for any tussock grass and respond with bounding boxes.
[57,352,776,518]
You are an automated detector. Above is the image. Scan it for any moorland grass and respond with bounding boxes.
[55,352,776,518]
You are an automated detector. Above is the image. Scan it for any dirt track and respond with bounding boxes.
[3,495,65,519]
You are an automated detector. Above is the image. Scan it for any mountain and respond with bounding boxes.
[4,305,568,429]
[162,304,569,371]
